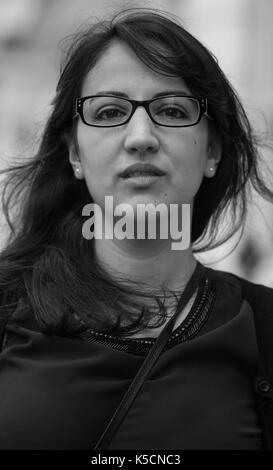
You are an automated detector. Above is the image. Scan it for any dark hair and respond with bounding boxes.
[1,8,272,337]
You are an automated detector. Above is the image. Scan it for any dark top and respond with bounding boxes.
[0,267,264,450]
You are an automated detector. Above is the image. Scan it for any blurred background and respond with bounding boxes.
[0,0,273,286]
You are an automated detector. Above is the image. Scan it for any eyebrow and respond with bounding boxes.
[90,90,192,98]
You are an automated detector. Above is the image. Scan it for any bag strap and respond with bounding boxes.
[93,261,205,450]
[0,317,9,352]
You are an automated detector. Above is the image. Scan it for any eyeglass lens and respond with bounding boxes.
[82,96,200,127]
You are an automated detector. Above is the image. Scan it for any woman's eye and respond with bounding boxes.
[157,106,187,119]
[95,107,126,120]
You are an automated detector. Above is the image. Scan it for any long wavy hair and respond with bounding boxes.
[1,8,272,336]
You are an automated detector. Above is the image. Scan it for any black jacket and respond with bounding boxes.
[235,273,273,449]
[200,266,273,449]
[0,267,273,449]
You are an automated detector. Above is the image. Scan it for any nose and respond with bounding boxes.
[124,107,159,154]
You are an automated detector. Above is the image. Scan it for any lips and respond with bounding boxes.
[119,163,165,178]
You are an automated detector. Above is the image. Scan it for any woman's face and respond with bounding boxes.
[69,40,220,213]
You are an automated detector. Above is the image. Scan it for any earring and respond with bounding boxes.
[209,167,215,172]
[74,166,82,178]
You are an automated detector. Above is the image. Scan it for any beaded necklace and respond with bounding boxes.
[79,275,216,355]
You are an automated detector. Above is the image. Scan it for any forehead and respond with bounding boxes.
[81,40,191,98]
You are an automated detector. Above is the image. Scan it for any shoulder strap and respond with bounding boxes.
[0,316,10,352]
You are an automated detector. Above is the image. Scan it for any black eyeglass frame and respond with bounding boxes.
[74,94,210,128]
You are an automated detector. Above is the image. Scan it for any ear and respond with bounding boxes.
[64,132,84,180]
[204,135,222,178]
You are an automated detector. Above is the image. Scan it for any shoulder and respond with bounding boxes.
[0,294,40,332]
[203,263,273,300]
[203,264,273,336]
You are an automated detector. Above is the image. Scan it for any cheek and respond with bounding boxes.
[169,134,208,199]
[173,133,207,174]
[77,132,105,181]
[76,130,117,203]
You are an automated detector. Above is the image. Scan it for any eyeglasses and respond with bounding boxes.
[74,94,209,128]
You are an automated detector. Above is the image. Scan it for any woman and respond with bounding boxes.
[0,8,273,450]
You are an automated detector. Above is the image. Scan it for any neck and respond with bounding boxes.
[94,237,196,293]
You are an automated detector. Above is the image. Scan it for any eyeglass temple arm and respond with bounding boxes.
[203,99,213,120]
[72,100,79,120]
